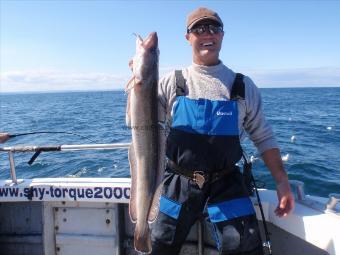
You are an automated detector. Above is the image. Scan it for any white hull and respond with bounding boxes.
[1,177,339,255]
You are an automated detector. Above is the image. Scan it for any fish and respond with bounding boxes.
[126,32,165,254]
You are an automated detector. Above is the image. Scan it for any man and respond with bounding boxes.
[150,7,295,255]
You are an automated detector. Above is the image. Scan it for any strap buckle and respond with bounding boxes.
[193,171,205,189]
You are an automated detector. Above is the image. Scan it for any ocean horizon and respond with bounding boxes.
[2,85,340,95]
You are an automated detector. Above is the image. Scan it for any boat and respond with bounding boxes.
[0,143,339,255]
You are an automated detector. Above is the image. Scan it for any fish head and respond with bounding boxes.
[141,32,158,51]
[132,32,159,89]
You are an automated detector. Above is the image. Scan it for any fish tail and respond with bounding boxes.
[134,223,152,254]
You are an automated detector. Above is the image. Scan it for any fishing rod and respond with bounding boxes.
[0,131,97,165]
[242,152,272,255]
[7,131,96,143]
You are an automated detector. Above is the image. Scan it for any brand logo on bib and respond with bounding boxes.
[217,111,232,116]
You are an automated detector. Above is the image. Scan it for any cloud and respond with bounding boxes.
[244,67,340,87]
[0,66,184,93]
[1,66,339,92]
[0,69,130,92]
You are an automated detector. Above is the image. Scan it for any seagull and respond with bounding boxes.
[290,135,296,143]
[282,153,289,162]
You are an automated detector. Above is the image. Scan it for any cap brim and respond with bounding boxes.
[188,17,222,29]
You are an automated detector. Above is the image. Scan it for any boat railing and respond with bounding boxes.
[0,143,130,185]
[290,180,340,217]
[1,143,339,217]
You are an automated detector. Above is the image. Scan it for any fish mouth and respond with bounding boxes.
[143,32,158,50]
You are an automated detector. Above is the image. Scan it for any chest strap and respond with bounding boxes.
[231,73,245,100]
[174,70,245,100]
[175,70,187,96]
[167,160,234,189]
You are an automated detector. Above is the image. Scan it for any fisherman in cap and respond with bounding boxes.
[150,7,295,254]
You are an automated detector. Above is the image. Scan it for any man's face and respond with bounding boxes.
[186,20,224,66]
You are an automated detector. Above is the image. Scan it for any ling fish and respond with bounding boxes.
[126,32,165,254]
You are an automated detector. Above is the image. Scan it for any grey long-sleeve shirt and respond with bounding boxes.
[158,62,278,154]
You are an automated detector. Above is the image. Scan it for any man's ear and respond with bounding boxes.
[185,33,191,44]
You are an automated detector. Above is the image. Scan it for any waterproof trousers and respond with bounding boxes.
[150,168,264,255]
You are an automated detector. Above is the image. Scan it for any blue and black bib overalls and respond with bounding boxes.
[150,71,263,255]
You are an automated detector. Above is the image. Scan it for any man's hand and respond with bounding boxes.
[0,133,10,143]
[275,179,295,217]
[261,148,295,217]
[129,59,133,71]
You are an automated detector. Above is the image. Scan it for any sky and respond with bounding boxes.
[1,0,340,92]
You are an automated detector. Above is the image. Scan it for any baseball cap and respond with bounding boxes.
[186,7,223,30]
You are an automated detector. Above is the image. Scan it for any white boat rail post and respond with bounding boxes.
[8,151,21,184]
[289,180,306,201]
[326,193,340,214]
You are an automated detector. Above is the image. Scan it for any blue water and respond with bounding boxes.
[1,88,339,197]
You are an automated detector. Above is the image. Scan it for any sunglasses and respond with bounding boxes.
[188,24,223,35]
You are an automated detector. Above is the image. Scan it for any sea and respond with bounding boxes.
[1,88,339,197]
